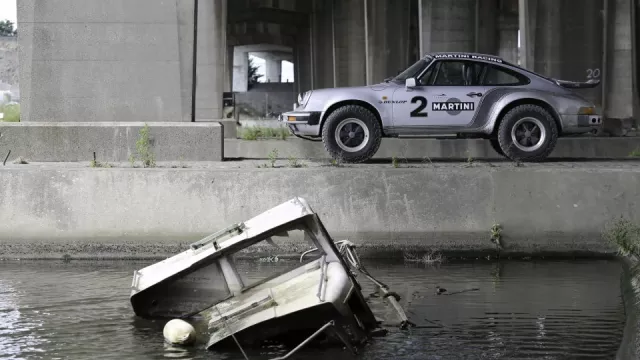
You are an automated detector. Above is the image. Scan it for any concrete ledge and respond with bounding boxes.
[0,162,638,259]
[0,122,224,162]
[224,137,640,160]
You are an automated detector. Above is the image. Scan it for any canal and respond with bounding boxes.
[0,259,626,359]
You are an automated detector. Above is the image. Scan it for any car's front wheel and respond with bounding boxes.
[497,104,558,162]
[321,105,382,163]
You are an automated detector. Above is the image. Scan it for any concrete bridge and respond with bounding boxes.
[15,0,639,131]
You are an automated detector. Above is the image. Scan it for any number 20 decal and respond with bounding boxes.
[410,96,428,117]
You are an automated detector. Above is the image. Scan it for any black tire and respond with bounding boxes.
[489,138,505,157]
[497,104,558,162]
[321,105,382,163]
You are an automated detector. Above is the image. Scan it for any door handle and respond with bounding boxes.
[467,92,483,97]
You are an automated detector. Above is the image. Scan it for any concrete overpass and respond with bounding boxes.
[16,0,639,132]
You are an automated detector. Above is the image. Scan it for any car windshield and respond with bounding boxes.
[392,57,433,82]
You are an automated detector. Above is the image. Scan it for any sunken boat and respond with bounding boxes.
[129,197,406,355]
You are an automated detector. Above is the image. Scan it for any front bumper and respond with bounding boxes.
[279,111,321,125]
[279,111,322,136]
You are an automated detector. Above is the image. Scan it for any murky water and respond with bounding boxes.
[0,259,625,360]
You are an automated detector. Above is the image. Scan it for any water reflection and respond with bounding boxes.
[0,259,625,359]
[0,279,48,359]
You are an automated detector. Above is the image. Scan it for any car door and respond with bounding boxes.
[392,59,487,128]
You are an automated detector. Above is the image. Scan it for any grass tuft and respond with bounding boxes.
[240,126,290,141]
[604,217,640,257]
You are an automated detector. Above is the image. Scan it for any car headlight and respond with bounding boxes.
[297,91,312,108]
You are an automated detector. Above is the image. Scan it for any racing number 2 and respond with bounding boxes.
[410,96,428,117]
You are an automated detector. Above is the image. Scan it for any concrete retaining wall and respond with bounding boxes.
[0,163,638,259]
[225,137,640,160]
[0,122,224,162]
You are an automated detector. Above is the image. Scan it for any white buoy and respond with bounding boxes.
[163,319,197,346]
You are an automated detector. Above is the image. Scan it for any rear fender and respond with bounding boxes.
[481,89,565,134]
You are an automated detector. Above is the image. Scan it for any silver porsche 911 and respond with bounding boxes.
[280,52,602,163]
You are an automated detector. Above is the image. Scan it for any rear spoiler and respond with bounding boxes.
[554,78,601,89]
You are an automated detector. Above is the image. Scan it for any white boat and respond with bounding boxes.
[130,197,389,354]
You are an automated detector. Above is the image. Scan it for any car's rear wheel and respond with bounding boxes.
[321,105,382,163]
[497,104,558,162]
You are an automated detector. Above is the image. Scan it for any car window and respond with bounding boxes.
[431,60,484,86]
[417,65,435,85]
[394,58,432,82]
[482,65,528,85]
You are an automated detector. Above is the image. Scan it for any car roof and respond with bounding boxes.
[422,52,506,63]
[421,51,554,82]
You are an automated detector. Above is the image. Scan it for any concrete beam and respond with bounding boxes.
[606,0,635,120]
[232,48,249,92]
[0,122,224,162]
[419,0,476,54]
[1,163,638,258]
[228,8,308,26]
[195,0,227,120]
[333,0,367,87]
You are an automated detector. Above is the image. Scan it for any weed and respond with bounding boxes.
[490,223,503,249]
[392,156,399,168]
[422,155,434,167]
[629,147,640,158]
[130,124,156,168]
[240,126,290,141]
[329,158,343,167]
[604,217,640,257]
[287,156,306,168]
[13,156,28,164]
[465,150,474,167]
[90,152,112,168]
[90,160,112,168]
[267,148,278,168]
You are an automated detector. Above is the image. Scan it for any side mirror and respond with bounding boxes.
[405,78,417,89]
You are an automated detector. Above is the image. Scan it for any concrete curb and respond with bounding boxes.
[0,122,225,162]
[224,137,640,160]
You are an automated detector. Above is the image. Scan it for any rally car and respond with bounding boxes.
[280,52,602,163]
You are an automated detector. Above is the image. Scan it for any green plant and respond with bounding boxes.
[465,150,474,167]
[629,147,640,158]
[490,223,503,249]
[130,124,156,168]
[13,156,28,165]
[0,103,20,122]
[287,156,305,168]
[268,148,278,168]
[90,160,112,168]
[240,126,290,141]
[604,217,640,257]
[248,56,263,89]
[0,20,17,36]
